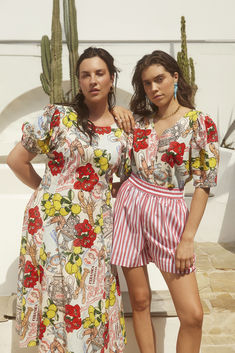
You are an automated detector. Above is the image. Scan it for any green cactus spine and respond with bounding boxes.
[63,0,79,100]
[177,16,197,103]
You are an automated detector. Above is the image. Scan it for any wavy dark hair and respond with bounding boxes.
[70,47,119,140]
[130,50,194,117]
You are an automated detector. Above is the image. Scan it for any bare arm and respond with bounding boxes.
[175,187,210,273]
[7,142,42,190]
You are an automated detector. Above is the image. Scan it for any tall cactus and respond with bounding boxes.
[63,0,79,101]
[177,16,197,104]
[40,0,79,103]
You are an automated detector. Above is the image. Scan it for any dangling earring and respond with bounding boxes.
[174,82,178,99]
[110,86,114,92]
[79,88,83,94]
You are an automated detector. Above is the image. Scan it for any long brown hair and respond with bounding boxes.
[70,47,119,140]
[130,50,194,117]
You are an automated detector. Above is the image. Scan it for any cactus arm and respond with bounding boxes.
[51,0,63,103]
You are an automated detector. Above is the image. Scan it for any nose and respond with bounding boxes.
[90,74,98,86]
[151,82,158,91]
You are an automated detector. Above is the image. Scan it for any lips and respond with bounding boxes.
[153,94,163,99]
[89,89,100,93]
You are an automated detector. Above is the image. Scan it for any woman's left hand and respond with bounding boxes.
[112,106,135,133]
[175,238,194,274]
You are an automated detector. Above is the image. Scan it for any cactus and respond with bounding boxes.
[40,0,79,103]
[177,16,197,103]
[63,0,79,101]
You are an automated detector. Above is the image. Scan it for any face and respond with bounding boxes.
[141,64,178,107]
[78,56,113,104]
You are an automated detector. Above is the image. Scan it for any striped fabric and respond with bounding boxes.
[111,174,195,274]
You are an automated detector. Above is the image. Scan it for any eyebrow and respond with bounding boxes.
[80,69,105,74]
[142,74,164,83]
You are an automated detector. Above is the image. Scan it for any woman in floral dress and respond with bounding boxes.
[7,47,130,353]
[111,50,219,353]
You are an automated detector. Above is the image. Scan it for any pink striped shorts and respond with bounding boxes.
[111,174,196,274]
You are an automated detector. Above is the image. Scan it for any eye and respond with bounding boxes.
[96,71,104,76]
[156,76,163,83]
[143,81,151,87]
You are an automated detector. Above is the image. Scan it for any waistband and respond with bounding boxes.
[128,173,184,199]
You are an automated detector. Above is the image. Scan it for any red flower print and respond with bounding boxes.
[39,320,46,339]
[48,151,65,176]
[74,163,99,192]
[161,142,186,168]
[28,206,43,235]
[50,109,60,128]
[24,261,35,273]
[74,219,97,248]
[205,116,218,143]
[101,322,110,352]
[23,273,38,288]
[38,265,44,283]
[93,126,112,135]
[133,128,151,152]
[116,276,121,296]
[64,304,82,333]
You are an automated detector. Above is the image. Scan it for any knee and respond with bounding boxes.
[179,307,203,329]
[131,290,151,312]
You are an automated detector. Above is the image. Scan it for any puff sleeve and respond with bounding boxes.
[190,113,219,188]
[21,104,61,154]
[116,132,132,182]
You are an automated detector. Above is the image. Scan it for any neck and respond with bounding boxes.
[85,99,110,122]
[157,98,179,118]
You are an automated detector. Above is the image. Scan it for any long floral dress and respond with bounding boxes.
[15,104,130,353]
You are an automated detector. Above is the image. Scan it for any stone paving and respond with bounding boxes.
[195,242,235,353]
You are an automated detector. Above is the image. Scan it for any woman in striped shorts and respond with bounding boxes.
[111,50,219,353]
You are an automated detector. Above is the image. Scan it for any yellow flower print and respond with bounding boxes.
[65,262,73,274]
[40,248,47,262]
[100,164,109,171]
[48,304,57,312]
[43,193,50,201]
[60,207,69,216]
[94,226,101,234]
[94,149,103,157]
[192,157,201,169]
[83,317,91,329]
[75,271,81,280]
[28,341,37,347]
[62,116,73,128]
[21,312,25,321]
[52,193,62,202]
[71,204,81,214]
[99,157,108,166]
[68,112,77,121]
[109,292,116,306]
[71,263,78,274]
[76,257,82,267]
[101,313,106,323]
[88,305,94,314]
[53,200,61,211]
[73,246,82,254]
[22,297,26,306]
[20,247,26,255]
[187,110,199,122]
[105,298,110,309]
[110,282,116,292]
[114,128,123,138]
[43,318,50,326]
[200,149,209,171]
[94,319,100,327]
[45,201,53,210]
[98,217,104,226]
[37,138,50,154]
[47,207,55,217]
[120,316,125,327]
[209,157,217,168]
[89,312,95,323]
[184,160,190,171]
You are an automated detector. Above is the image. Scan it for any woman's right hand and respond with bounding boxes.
[112,106,135,133]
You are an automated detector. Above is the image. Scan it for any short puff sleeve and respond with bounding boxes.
[190,113,219,188]
[21,104,60,154]
[116,132,132,182]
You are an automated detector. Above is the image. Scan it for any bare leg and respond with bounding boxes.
[161,271,203,353]
[122,266,156,353]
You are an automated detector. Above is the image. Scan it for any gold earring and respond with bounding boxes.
[110,86,114,92]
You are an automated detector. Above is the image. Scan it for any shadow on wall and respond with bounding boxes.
[0,258,18,296]
[0,85,132,134]
[218,148,235,243]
